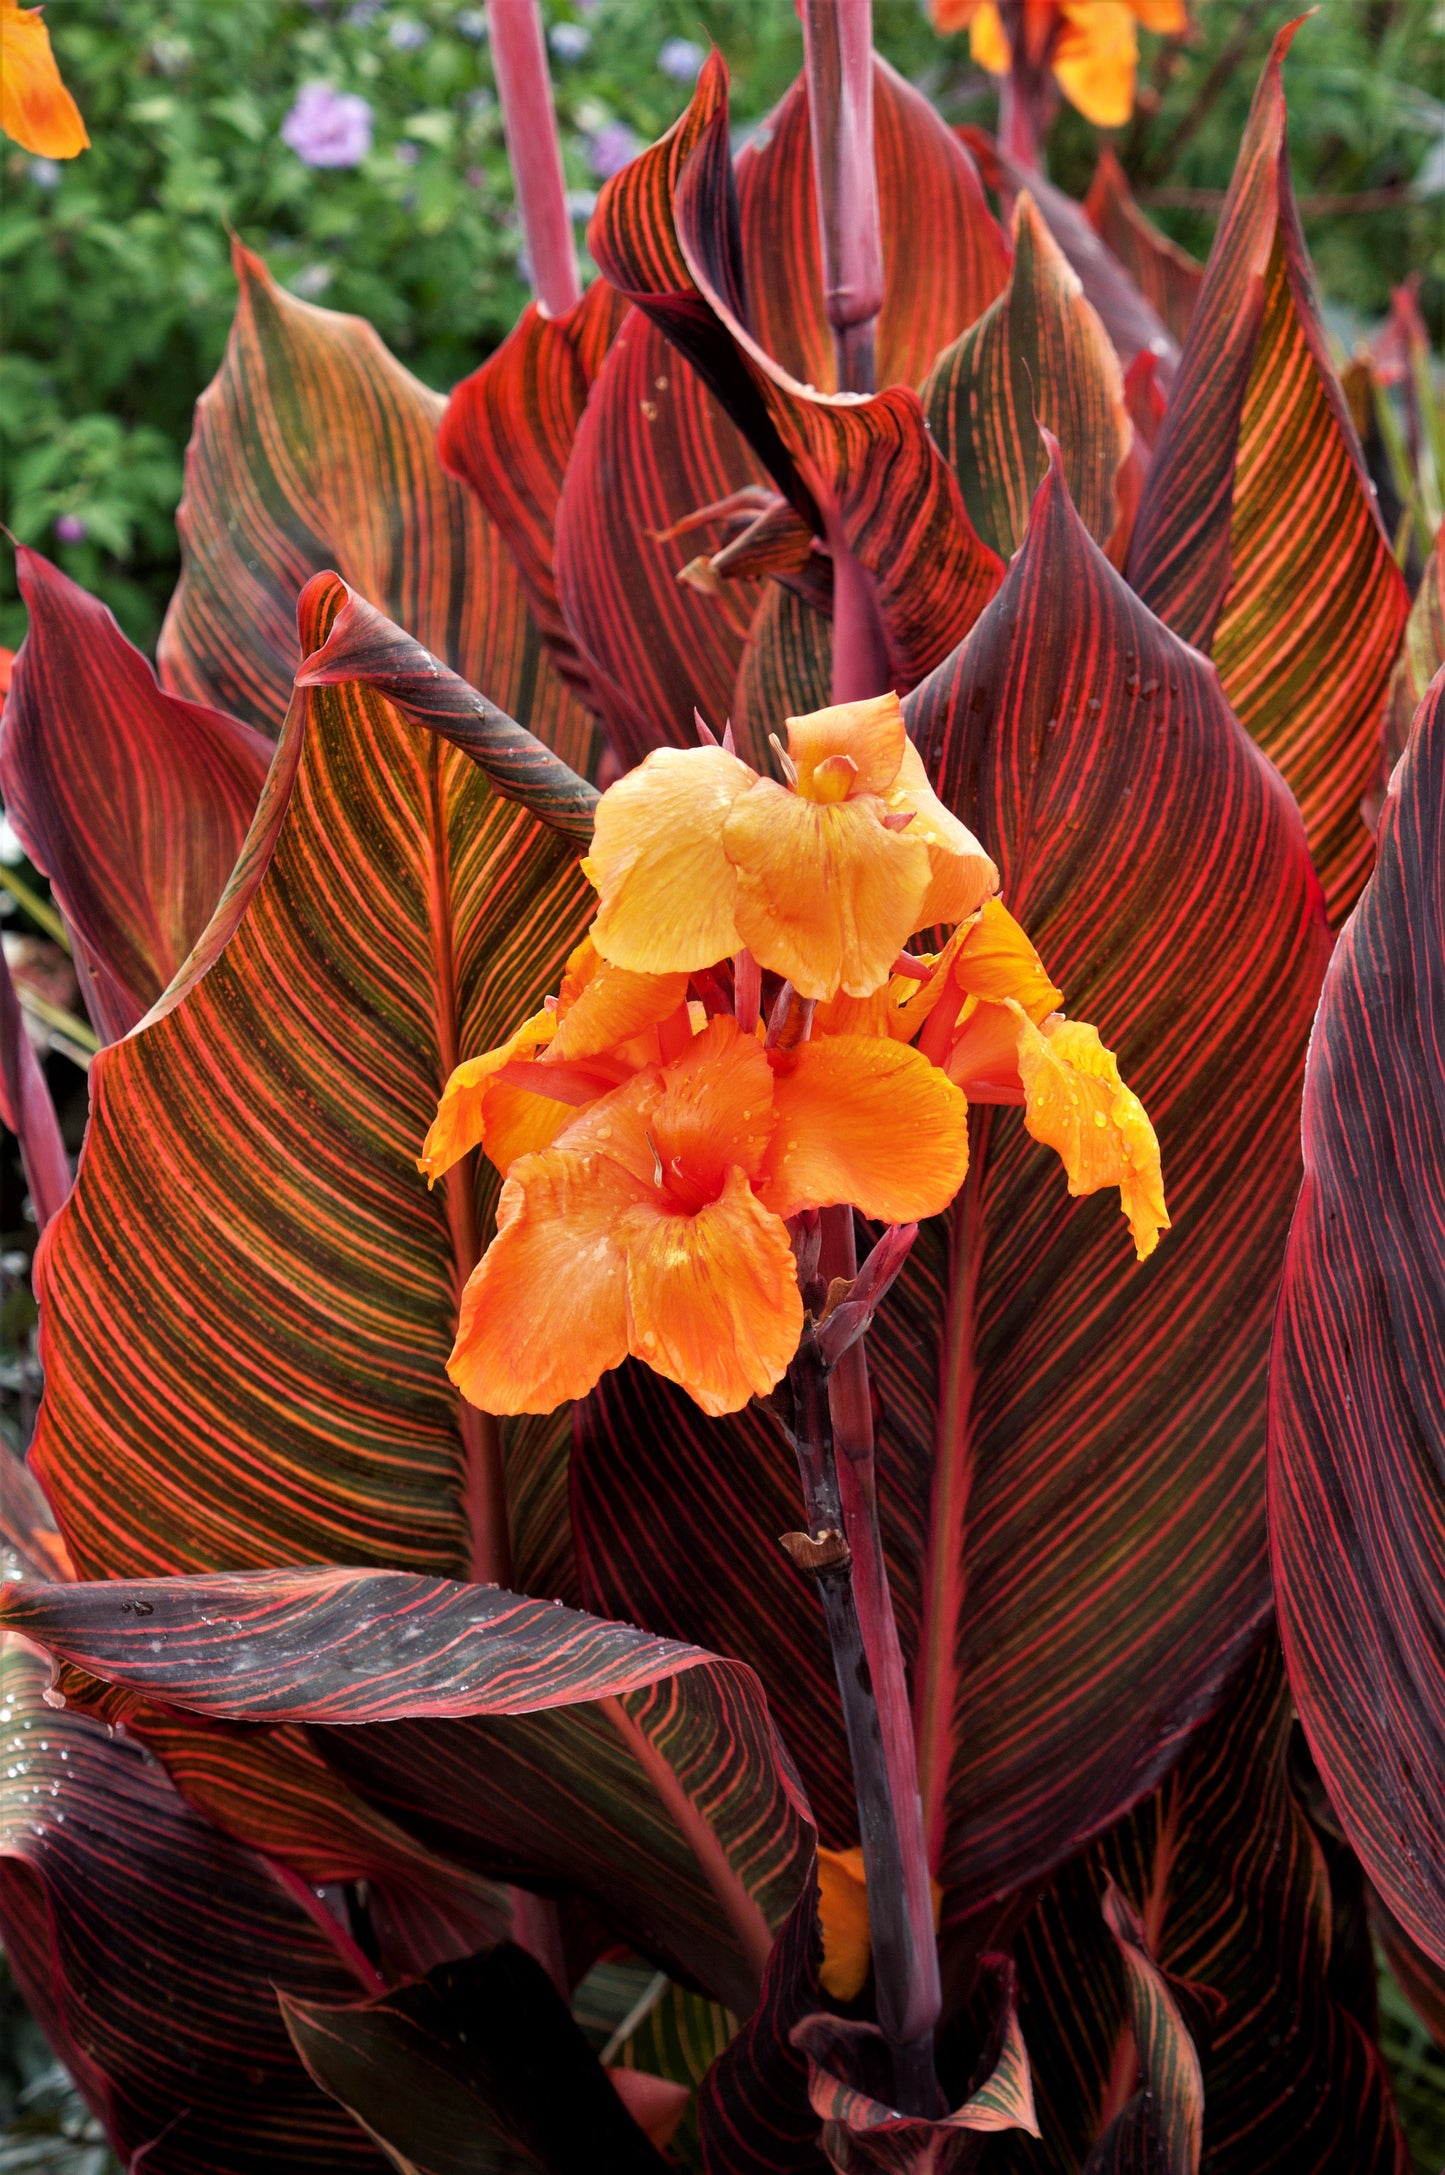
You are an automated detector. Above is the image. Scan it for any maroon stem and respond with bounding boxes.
[820,1207,942,2051]
[995,0,1057,173]
[487,0,581,318]
[0,945,70,1233]
[827,522,892,706]
[800,0,884,395]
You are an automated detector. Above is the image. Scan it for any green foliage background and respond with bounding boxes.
[0,0,1440,655]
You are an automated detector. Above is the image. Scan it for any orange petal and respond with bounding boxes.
[785,692,907,800]
[1011,1007,1169,1259]
[931,0,982,29]
[817,1846,872,2002]
[550,954,690,1064]
[725,780,931,1002]
[448,1149,651,1414]
[759,1037,971,1223]
[649,1015,775,1209]
[420,1009,556,1182]
[943,1000,1028,1102]
[954,897,1064,1021]
[474,1077,576,1172]
[1131,0,1187,29]
[617,1168,803,1418]
[584,745,753,974]
[1054,1,1139,127]
[0,1,88,157]
[886,740,999,931]
[967,0,1013,73]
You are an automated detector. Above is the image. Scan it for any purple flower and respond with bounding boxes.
[280,82,374,168]
[53,514,87,545]
[29,158,62,189]
[587,120,641,180]
[657,37,704,83]
[394,139,420,167]
[548,22,590,60]
[456,7,488,36]
[387,17,428,50]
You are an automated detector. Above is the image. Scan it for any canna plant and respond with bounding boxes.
[0,1,1439,2169]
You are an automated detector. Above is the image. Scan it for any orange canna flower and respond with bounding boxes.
[935,0,1188,129]
[447,1015,970,1417]
[816,1845,945,2002]
[1,0,89,157]
[582,693,997,1003]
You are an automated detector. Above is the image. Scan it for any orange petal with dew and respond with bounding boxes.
[725,780,931,1002]
[0,2,88,157]
[953,897,1064,1021]
[887,740,999,931]
[760,1037,971,1223]
[817,1846,872,2002]
[1011,1007,1169,1259]
[550,956,690,1064]
[584,744,753,974]
[617,1168,802,1418]
[419,1008,556,1182]
[1054,0,1139,127]
[448,1149,651,1414]
[785,692,907,800]
[475,1078,576,1172]
[648,1015,774,1208]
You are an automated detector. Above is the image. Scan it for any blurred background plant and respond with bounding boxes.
[0,0,1441,2164]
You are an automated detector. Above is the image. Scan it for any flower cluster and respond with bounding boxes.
[428,695,1168,1418]
[934,0,1187,128]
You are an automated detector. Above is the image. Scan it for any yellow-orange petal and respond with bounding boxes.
[649,1015,774,1207]
[725,780,931,1002]
[1011,1007,1169,1259]
[448,1148,651,1414]
[817,1846,872,2002]
[953,897,1064,1022]
[967,0,1013,74]
[1131,0,1186,30]
[419,1008,556,1183]
[550,955,690,1064]
[759,1037,971,1223]
[785,692,907,801]
[584,744,753,975]
[943,999,1028,1102]
[0,1,88,157]
[474,1077,576,1172]
[886,740,999,931]
[617,1166,803,1418]
[1054,0,1138,127]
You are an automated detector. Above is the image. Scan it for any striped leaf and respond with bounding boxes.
[0,1565,815,2019]
[156,240,595,777]
[1081,1885,1205,2175]
[1126,26,1409,924]
[0,548,269,1041]
[1004,1641,1409,2173]
[1269,662,1445,1974]
[437,280,629,726]
[923,193,1132,558]
[281,1945,671,2174]
[0,1635,389,2173]
[1383,531,1442,772]
[697,1877,829,2174]
[0,938,70,1234]
[30,572,592,1588]
[571,449,1330,1931]
[1084,149,1203,350]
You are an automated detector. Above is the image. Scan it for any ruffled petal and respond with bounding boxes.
[953,898,1064,1020]
[725,780,931,1002]
[448,1149,652,1414]
[886,740,999,931]
[1054,1,1139,127]
[817,1847,872,2003]
[584,744,753,974]
[786,693,907,800]
[759,1037,971,1222]
[420,1009,556,1182]
[550,955,690,1063]
[618,1167,803,1417]
[942,1000,1028,1102]
[0,3,88,158]
[1011,1008,1169,1259]
[649,1016,775,1209]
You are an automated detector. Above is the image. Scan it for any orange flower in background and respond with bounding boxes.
[583,692,997,1002]
[447,1015,970,1417]
[1,0,89,157]
[935,0,1188,128]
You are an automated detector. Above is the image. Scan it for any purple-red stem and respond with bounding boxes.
[0,946,70,1233]
[995,1,1056,173]
[800,0,884,394]
[487,0,582,319]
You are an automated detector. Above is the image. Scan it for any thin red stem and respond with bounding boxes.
[0,943,70,1233]
[487,0,582,319]
[801,0,884,394]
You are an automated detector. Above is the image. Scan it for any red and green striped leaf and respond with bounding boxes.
[1126,25,1409,924]
[1004,1641,1409,2173]
[0,938,70,1233]
[30,572,592,1588]
[437,279,629,725]
[923,193,1132,559]
[697,1876,830,2174]
[1269,662,1445,1974]
[281,1945,672,2174]
[1384,531,1443,772]
[0,1634,389,2173]
[1081,1885,1205,2175]
[1084,149,1204,351]
[571,449,1330,1930]
[0,548,269,1040]
[157,241,595,776]
[0,1566,815,2018]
